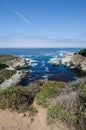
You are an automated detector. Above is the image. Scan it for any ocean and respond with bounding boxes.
[0,48,83,86]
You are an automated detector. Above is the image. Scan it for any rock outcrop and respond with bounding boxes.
[49,58,60,66]
[62,54,86,71]
[81,60,86,71]
[0,70,28,90]
[6,58,30,70]
[62,55,73,67]
[0,55,31,90]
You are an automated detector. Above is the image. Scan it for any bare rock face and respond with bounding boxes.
[62,54,86,72]
[0,70,29,90]
[0,55,32,90]
[6,58,31,70]
[81,60,86,71]
[62,55,73,67]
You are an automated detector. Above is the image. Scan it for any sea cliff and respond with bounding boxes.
[62,49,86,76]
[0,55,30,90]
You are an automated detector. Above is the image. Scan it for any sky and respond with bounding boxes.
[0,0,86,47]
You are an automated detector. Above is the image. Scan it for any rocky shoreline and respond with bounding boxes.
[61,52,86,77]
[48,49,86,77]
[0,55,31,90]
[0,49,86,90]
[0,70,28,90]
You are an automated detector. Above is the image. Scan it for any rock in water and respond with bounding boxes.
[62,55,73,67]
[49,58,60,66]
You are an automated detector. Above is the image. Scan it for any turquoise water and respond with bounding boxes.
[0,48,83,85]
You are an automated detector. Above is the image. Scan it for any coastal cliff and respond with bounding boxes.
[62,49,86,76]
[0,55,30,90]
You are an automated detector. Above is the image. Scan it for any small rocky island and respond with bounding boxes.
[49,57,60,66]
[0,55,31,90]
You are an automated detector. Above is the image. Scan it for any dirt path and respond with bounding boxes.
[0,104,70,130]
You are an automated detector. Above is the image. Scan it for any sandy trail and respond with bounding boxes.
[0,104,70,130]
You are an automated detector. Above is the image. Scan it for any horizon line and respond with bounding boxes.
[0,47,85,49]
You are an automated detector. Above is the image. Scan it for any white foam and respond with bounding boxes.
[65,51,74,55]
[30,59,38,63]
[45,67,49,72]
[60,51,67,53]
[31,63,38,67]
[48,57,60,63]
[41,60,45,67]
[59,51,75,58]
[20,56,38,66]
[42,74,48,79]
[59,52,64,57]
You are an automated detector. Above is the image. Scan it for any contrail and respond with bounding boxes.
[0,0,30,24]
[11,9,30,24]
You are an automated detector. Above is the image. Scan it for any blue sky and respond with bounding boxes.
[0,0,86,47]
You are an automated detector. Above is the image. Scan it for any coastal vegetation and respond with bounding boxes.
[0,55,19,63]
[0,69,16,84]
[0,79,86,129]
[36,81,66,107]
[47,105,71,124]
[78,49,86,56]
[0,62,8,69]
[0,85,39,112]
[36,79,86,130]
[74,49,86,57]
[0,55,19,84]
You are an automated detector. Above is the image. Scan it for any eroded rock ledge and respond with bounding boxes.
[0,55,31,90]
[62,49,86,76]
[0,70,28,90]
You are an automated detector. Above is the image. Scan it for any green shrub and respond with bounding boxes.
[0,86,36,112]
[78,49,86,56]
[47,105,72,124]
[0,62,8,69]
[75,83,86,130]
[36,80,86,129]
[0,69,16,84]
[81,84,86,98]
[36,81,66,107]
[0,55,19,63]
[0,76,4,84]
[36,87,56,107]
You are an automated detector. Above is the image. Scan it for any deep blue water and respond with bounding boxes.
[0,48,84,86]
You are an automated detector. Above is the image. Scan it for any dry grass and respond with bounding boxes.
[36,79,86,130]
[0,69,16,84]
[0,85,39,112]
[0,55,19,63]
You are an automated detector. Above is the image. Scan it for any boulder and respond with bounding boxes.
[81,60,86,71]
[62,55,73,67]
[62,54,86,73]
[49,58,60,66]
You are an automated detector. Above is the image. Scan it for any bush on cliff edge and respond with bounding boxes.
[0,86,38,112]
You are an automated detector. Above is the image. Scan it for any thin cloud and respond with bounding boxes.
[79,32,86,39]
[0,35,86,48]
[11,9,30,24]
[0,0,30,24]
